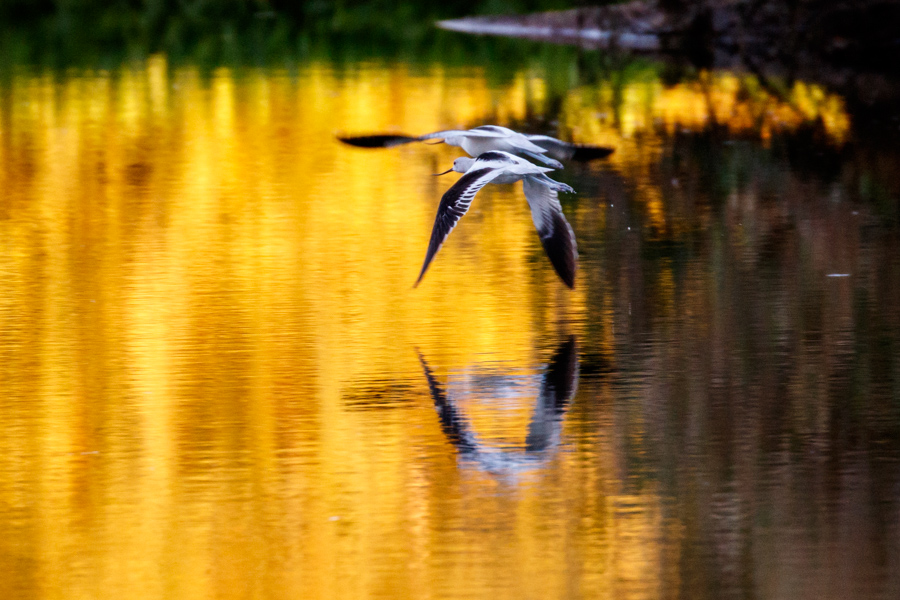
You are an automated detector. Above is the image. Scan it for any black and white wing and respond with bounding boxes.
[337,134,421,148]
[522,176,578,289]
[526,135,615,162]
[337,128,490,147]
[415,165,503,287]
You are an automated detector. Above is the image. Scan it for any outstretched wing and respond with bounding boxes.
[337,134,420,148]
[415,166,503,287]
[522,176,578,288]
[337,129,502,146]
[526,135,615,162]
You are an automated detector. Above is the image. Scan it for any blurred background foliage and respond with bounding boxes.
[0,0,604,69]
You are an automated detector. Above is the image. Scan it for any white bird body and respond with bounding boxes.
[445,154,559,184]
[416,151,578,288]
[427,126,561,168]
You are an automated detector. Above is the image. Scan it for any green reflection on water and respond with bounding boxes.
[0,1,598,72]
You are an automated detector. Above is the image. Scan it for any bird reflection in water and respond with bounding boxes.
[417,337,578,475]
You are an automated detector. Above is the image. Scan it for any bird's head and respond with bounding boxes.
[434,156,476,176]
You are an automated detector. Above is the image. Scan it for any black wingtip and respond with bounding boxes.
[569,145,615,161]
[543,211,578,289]
[560,268,576,289]
[337,134,418,148]
[413,260,430,288]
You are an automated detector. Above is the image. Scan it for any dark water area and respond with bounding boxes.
[0,22,898,600]
[571,126,900,599]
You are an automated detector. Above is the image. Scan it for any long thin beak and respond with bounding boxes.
[433,167,454,176]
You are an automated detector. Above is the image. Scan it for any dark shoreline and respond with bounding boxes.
[437,1,900,124]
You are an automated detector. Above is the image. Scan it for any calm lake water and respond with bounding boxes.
[1,47,899,600]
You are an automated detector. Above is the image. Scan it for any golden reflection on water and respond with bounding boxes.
[0,54,883,600]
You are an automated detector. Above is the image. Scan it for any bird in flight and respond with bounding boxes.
[338,124,614,166]
[416,151,578,289]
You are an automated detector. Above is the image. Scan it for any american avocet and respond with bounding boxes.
[415,150,578,289]
[338,125,615,166]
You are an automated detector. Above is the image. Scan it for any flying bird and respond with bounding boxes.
[416,151,578,288]
[338,125,614,166]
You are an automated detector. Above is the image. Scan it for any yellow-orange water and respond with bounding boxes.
[1,55,898,600]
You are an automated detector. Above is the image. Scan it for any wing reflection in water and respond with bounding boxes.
[417,337,578,475]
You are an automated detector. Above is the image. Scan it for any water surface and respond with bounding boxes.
[1,52,899,600]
